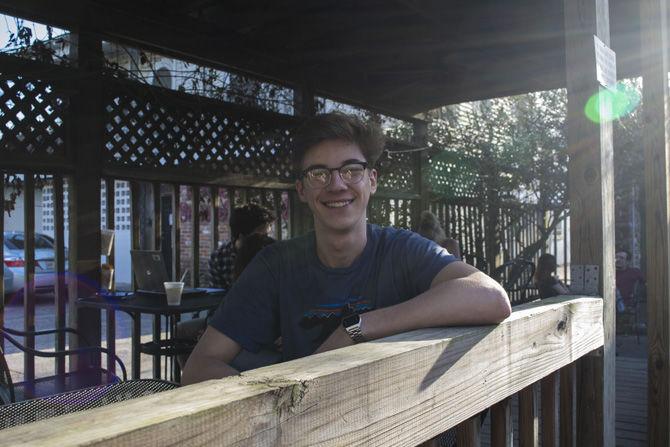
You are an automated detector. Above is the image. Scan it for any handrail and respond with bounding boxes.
[0,296,603,446]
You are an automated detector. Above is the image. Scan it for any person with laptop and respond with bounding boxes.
[208,203,276,290]
[181,112,511,385]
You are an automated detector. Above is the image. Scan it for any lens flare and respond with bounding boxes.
[584,82,641,123]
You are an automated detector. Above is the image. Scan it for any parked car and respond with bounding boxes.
[3,231,67,300]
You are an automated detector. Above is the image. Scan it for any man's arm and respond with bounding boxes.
[316,261,511,353]
[181,326,242,385]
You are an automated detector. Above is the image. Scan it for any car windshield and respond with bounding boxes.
[4,234,54,250]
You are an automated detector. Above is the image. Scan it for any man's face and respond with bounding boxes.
[296,140,377,235]
[615,252,629,270]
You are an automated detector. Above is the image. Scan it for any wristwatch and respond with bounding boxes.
[342,314,365,343]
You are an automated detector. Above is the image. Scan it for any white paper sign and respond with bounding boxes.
[594,35,617,90]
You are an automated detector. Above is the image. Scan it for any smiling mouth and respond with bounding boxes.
[323,199,354,208]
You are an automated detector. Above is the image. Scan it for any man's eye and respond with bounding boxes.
[310,170,329,181]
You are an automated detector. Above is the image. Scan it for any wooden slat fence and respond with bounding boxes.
[0,296,605,446]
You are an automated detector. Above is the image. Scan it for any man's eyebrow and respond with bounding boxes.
[303,159,366,171]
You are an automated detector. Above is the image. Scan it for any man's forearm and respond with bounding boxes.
[181,356,239,385]
[362,271,510,341]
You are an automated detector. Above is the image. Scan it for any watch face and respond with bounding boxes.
[342,314,360,328]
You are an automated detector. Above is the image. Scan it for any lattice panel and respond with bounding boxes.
[0,75,67,158]
[103,89,295,180]
[376,150,417,193]
[369,197,416,230]
[426,151,480,199]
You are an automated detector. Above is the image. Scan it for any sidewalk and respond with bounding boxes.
[4,334,161,384]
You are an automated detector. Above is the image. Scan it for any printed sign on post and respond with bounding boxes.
[594,35,617,91]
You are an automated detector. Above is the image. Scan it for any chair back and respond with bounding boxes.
[0,345,15,405]
[492,258,536,304]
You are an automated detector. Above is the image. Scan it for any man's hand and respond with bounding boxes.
[314,325,354,354]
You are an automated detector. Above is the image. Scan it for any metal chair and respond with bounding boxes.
[0,345,15,405]
[0,326,127,402]
[491,258,536,304]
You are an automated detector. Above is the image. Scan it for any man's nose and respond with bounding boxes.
[326,170,348,191]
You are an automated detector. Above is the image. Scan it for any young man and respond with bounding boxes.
[615,250,644,310]
[182,113,511,385]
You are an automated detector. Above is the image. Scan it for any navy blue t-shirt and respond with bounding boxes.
[209,224,457,361]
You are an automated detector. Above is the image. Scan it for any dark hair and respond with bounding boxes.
[233,233,276,279]
[417,210,447,245]
[616,249,631,259]
[291,112,386,176]
[229,204,275,241]
[534,253,557,283]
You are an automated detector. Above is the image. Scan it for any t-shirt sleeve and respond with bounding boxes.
[208,250,279,353]
[400,232,458,295]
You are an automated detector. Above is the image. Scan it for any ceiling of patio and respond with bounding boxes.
[0,0,647,117]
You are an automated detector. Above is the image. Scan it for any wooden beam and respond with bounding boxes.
[518,383,539,447]
[53,175,67,377]
[22,173,36,388]
[68,29,103,370]
[563,0,616,445]
[491,398,513,447]
[103,178,116,378]
[639,0,670,445]
[541,372,559,447]
[0,296,604,446]
[560,363,577,447]
[456,416,482,447]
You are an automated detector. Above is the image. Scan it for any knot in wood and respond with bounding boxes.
[556,318,567,332]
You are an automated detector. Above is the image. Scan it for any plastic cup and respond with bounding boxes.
[164,281,184,306]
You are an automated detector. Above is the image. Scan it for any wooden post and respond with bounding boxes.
[563,0,615,445]
[640,0,670,445]
[68,29,103,370]
[191,185,200,287]
[0,171,3,351]
[456,415,481,447]
[103,178,115,377]
[541,372,560,447]
[413,120,430,227]
[22,173,36,387]
[491,398,513,447]
[53,175,67,377]
[560,363,577,447]
[518,383,539,447]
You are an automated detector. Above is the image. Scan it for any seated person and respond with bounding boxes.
[177,233,278,369]
[534,253,570,299]
[209,203,276,290]
[416,210,461,258]
[182,112,511,385]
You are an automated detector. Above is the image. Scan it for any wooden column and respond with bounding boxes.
[0,171,3,350]
[640,0,670,445]
[518,383,539,447]
[413,120,430,227]
[541,372,560,447]
[103,178,115,377]
[456,415,481,447]
[53,175,67,377]
[191,186,200,287]
[563,0,615,445]
[22,174,36,386]
[491,398,513,447]
[560,363,577,447]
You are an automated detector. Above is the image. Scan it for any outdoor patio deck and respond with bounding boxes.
[478,335,647,446]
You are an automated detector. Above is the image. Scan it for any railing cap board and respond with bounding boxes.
[1,296,603,447]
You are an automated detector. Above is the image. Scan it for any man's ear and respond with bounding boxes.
[369,169,378,194]
[296,179,307,202]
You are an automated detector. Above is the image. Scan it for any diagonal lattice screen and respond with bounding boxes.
[0,75,68,158]
[376,150,417,194]
[103,86,296,180]
[102,82,420,191]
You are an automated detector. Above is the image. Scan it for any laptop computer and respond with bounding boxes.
[130,250,208,298]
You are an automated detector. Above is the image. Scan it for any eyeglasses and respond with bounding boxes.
[300,161,368,189]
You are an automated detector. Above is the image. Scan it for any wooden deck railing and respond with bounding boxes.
[0,296,603,446]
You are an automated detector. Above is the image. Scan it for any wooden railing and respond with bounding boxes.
[0,296,603,446]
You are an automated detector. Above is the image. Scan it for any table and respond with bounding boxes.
[0,379,178,430]
[77,289,225,381]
